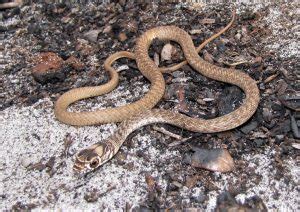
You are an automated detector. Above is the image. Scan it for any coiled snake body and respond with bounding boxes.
[54,13,260,173]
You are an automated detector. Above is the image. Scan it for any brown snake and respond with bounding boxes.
[54,12,235,125]
[54,12,260,173]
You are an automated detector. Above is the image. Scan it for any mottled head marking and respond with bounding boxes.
[73,143,115,173]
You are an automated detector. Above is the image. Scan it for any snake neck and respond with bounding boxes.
[102,110,162,154]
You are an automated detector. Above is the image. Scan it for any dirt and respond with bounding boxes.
[0,1,299,210]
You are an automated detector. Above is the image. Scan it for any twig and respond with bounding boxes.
[153,126,182,140]
[264,73,279,83]
[168,137,191,147]
[227,60,248,66]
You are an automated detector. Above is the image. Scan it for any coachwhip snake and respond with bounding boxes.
[54,12,260,173]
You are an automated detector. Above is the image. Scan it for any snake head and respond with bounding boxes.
[73,142,115,173]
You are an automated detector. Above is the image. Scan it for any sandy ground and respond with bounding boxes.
[0,1,299,210]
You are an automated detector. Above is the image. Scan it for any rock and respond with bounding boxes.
[21,157,34,168]
[118,32,127,42]
[83,29,101,42]
[161,43,173,61]
[235,32,242,40]
[189,29,202,34]
[185,148,234,172]
[240,121,258,134]
[103,25,112,34]
[116,64,129,72]
[32,52,64,84]
[32,52,84,84]
[203,98,214,102]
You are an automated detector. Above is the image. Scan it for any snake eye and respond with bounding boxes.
[89,158,99,169]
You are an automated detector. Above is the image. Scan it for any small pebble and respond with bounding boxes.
[203,97,214,102]
[189,29,202,34]
[32,52,64,84]
[103,25,112,34]
[116,64,129,72]
[161,43,174,61]
[21,157,33,168]
[83,29,101,43]
[185,148,234,172]
[118,32,127,42]
[235,32,242,40]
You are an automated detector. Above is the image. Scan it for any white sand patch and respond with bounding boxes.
[264,7,300,59]
[0,98,180,210]
[235,148,299,210]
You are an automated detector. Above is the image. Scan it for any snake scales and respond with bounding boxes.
[54,12,260,173]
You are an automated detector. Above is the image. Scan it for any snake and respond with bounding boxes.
[54,12,260,173]
[54,12,235,125]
